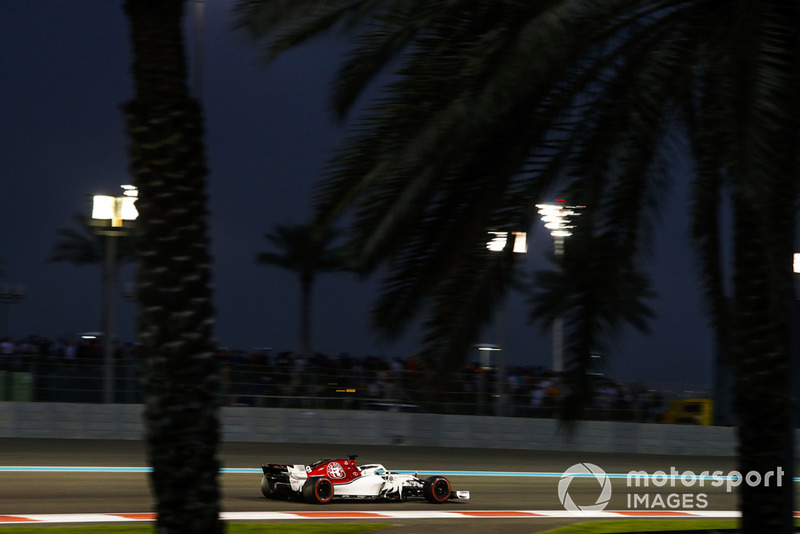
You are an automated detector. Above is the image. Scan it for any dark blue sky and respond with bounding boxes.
[0,0,713,388]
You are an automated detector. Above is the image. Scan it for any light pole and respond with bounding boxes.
[536,202,582,374]
[91,185,138,404]
[484,230,527,416]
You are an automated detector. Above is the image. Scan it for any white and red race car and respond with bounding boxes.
[260,455,470,504]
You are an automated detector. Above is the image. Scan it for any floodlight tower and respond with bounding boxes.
[483,230,527,416]
[91,185,138,404]
[536,202,583,373]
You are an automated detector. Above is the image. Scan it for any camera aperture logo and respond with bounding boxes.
[558,462,785,512]
[558,463,612,512]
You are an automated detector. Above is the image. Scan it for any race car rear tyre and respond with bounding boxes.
[303,476,334,504]
[260,476,275,498]
[423,476,451,503]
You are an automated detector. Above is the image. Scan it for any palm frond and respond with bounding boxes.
[233,0,383,62]
[48,214,135,266]
[256,223,346,275]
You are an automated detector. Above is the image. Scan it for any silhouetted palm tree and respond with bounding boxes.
[256,223,343,356]
[236,1,799,531]
[123,1,221,532]
[48,214,135,265]
[48,214,136,334]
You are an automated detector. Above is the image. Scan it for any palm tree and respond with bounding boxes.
[48,214,135,266]
[256,223,343,356]
[123,1,221,532]
[235,1,799,531]
[48,214,136,336]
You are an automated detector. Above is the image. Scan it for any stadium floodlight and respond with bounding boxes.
[90,185,138,404]
[536,201,584,373]
[92,185,138,227]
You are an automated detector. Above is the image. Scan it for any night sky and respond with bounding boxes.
[0,0,713,388]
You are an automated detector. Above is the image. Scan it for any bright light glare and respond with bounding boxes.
[536,203,584,238]
[120,196,138,221]
[121,185,138,197]
[794,253,800,273]
[487,232,508,252]
[486,231,527,253]
[92,195,116,220]
[512,231,527,253]
[92,186,139,225]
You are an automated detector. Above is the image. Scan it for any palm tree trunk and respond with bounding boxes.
[732,194,795,533]
[123,1,221,532]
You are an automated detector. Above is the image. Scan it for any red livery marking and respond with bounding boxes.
[459,511,543,517]
[0,517,36,523]
[112,513,158,520]
[294,512,389,519]
[615,511,695,517]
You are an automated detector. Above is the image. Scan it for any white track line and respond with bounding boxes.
[4,510,796,524]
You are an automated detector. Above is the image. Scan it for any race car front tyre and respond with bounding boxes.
[302,476,334,504]
[260,476,275,498]
[423,476,451,503]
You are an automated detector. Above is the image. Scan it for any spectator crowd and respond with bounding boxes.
[0,333,687,422]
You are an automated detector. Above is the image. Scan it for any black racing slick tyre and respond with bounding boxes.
[260,476,275,498]
[423,476,451,503]
[302,476,334,504]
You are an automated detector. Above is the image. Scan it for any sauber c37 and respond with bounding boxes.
[260,455,469,504]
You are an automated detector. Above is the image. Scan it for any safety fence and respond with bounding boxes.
[0,354,707,423]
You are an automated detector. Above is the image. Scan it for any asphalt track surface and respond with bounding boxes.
[1,438,796,533]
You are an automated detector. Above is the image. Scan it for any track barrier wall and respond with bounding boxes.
[3,401,796,456]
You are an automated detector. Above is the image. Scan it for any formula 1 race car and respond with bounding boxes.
[260,455,470,504]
